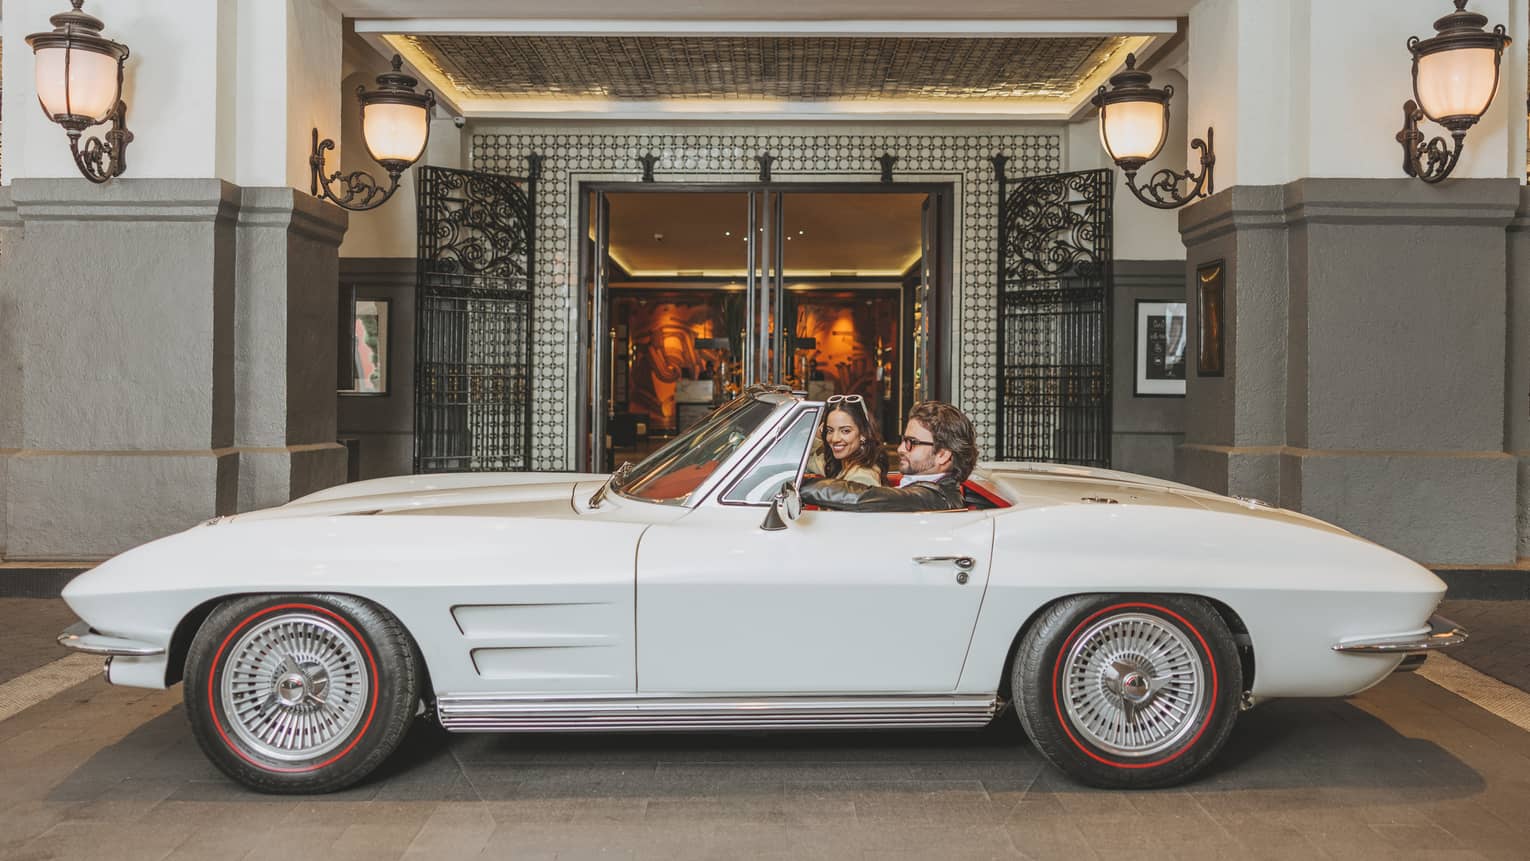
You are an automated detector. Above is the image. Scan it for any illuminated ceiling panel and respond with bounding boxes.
[404,34,1128,102]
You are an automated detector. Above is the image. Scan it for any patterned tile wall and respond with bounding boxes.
[471,129,1062,469]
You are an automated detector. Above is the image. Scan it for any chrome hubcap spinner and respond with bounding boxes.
[219,612,369,762]
[1061,612,1206,758]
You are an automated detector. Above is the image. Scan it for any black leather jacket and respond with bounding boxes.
[801,473,965,513]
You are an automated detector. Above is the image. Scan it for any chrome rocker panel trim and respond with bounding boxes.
[436,693,1002,732]
[1332,615,1467,654]
[57,621,165,657]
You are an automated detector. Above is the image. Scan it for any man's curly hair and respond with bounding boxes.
[907,401,979,481]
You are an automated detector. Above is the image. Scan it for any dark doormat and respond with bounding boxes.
[0,568,90,598]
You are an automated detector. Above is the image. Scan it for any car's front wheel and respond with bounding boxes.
[183,594,420,794]
[1012,594,1242,789]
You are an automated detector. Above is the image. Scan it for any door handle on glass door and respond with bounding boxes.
[913,555,975,569]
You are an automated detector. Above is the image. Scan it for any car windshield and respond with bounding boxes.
[616,396,781,505]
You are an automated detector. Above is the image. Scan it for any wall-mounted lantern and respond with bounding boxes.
[1397,1,1512,183]
[1092,53,1214,210]
[310,55,436,211]
[1092,53,1213,210]
[26,0,133,183]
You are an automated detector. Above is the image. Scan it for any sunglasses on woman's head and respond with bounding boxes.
[825,393,870,420]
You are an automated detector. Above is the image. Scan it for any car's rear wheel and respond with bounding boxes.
[183,594,419,794]
[1012,594,1242,789]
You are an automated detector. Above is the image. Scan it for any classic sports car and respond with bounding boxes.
[58,387,1464,793]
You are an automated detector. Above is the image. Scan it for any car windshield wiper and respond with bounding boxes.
[588,461,634,509]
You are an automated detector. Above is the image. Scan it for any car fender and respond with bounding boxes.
[63,514,649,692]
[958,503,1443,699]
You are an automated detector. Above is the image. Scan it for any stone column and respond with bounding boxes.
[1177,0,1528,565]
[1508,188,1530,559]
[1179,180,1520,564]
[0,181,348,559]
[0,0,348,559]
[0,180,241,558]
[235,189,350,511]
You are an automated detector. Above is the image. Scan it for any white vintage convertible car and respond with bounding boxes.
[58,388,1464,793]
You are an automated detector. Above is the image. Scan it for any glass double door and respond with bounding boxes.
[584,186,943,471]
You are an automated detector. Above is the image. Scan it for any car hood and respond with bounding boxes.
[234,471,610,522]
[978,462,1353,537]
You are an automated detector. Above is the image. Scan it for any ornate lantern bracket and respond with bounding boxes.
[26,0,133,183]
[310,54,436,212]
[1092,53,1214,210]
[1395,1,1512,184]
[1123,129,1215,210]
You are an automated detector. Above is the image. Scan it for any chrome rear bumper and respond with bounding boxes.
[1332,615,1467,654]
[57,621,165,657]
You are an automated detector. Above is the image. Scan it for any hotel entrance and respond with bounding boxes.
[580,185,953,471]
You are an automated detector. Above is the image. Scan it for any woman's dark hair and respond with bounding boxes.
[907,401,979,481]
[821,402,889,483]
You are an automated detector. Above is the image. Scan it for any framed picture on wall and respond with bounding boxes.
[1196,259,1226,377]
[1134,299,1187,397]
[340,298,390,395]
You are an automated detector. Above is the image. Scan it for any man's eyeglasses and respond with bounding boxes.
[898,435,937,449]
[825,393,869,420]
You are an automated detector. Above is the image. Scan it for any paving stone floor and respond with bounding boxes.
[3,598,1530,859]
[1437,600,1530,692]
[0,599,85,686]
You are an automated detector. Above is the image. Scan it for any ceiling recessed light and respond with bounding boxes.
[724,231,731,236]
[798,230,805,235]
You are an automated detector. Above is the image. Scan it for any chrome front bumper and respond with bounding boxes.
[57,621,165,657]
[1332,614,1467,654]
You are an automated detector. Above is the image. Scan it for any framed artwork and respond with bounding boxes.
[340,298,390,395]
[1196,260,1226,377]
[1134,300,1187,397]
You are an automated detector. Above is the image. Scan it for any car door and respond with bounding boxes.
[635,408,996,694]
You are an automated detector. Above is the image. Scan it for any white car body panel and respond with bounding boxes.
[61,395,1448,717]
[636,503,994,693]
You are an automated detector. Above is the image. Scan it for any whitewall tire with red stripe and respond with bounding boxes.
[1012,594,1243,789]
[183,594,421,794]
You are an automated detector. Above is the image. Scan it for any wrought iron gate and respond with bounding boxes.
[991,163,1113,466]
[414,161,540,473]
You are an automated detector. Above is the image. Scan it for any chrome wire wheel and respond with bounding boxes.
[1060,612,1206,758]
[218,613,370,762]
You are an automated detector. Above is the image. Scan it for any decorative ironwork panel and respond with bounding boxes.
[993,167,1113,467]
[415,164,538,473]
[471,130,1062,467]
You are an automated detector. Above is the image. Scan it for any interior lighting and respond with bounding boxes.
[1396,1,1511,183]
[1091,53,1213,210]
[26,0,132,183]
[310,55,436,211]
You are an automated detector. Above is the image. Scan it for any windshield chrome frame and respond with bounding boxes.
[713,403,823,508]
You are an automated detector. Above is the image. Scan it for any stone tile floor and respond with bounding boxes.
[0,599,85,686]
[1437,600,1530,692]
[2,597,1529,859]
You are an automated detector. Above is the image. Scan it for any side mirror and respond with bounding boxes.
[760,481,802,531]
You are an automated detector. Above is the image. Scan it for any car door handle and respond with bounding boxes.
[913,555,975,570]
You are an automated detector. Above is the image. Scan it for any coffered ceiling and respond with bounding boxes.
[348,15,1177,120]
[404,34,1130,103]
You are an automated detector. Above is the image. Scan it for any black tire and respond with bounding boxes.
[1012,594,1242,789]
[183,594,421,794]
